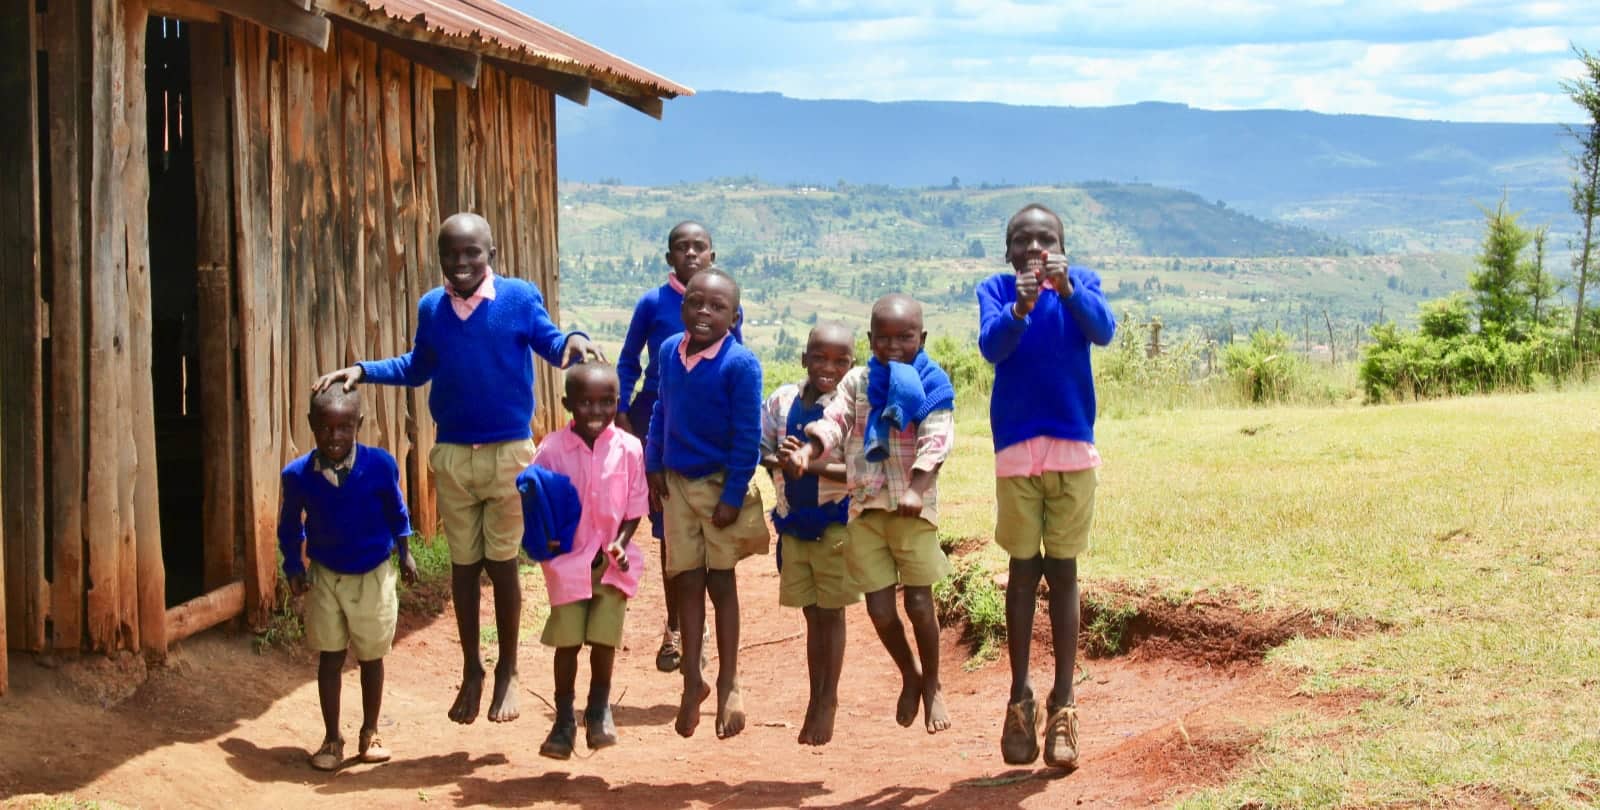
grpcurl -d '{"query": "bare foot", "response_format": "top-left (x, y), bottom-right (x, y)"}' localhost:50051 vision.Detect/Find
top-left (895, 672), bottom-right (923, 728)
top-left (487, 669), bottom-right (519, 723)
top-left (797, 699), bottom-right (819, 745)
top-left (923, 683), bottom-right (951, 734)
top-left (715, 682), bottom-right (746, 739)
top-left (448, 669), bottom-right (485, 724)
top-left (808, 696), bottom-right (839, 746)
top-left (675, 680), bottom-right (712, 738)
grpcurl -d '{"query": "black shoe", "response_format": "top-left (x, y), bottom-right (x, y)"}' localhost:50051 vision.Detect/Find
top-left (584, 703), bottom-right (618, 750)
top-left (539, 717), bottom-right (577, 760)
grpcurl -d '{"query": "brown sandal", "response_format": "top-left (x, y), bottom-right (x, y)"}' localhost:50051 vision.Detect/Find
top-left (308, 738), bottom-right (344, 771)
top-left (1001, 697), bottom-right (1042, 765)
top-left (358, 728), bottom-right (391, 763)
top-left (1042, 702), bottom-right (1080, 770)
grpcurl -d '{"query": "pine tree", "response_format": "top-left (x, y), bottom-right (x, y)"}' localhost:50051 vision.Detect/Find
top-left (1561, 46), bottom-right (1600, 369)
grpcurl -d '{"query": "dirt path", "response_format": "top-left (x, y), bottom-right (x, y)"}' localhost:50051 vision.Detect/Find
top-left (1, 551), bottom-right (1312, 809)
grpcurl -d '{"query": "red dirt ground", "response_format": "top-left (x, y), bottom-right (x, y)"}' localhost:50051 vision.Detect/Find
top-left (1, 551), bottom-right (1342, 809)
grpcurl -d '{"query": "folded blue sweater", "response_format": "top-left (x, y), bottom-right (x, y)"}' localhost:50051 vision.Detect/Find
top-left (516, 464), bottom-right (583, 562)
top-left (864, 351), bottom-right (956, 462)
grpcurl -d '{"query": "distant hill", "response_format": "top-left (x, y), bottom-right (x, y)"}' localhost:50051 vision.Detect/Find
top-left (558, 180), bottom-right (1354, 263)
top-left (557, 91), bottom-right (1577, 250)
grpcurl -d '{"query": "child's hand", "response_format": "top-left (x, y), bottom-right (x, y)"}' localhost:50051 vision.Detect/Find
top-left (399, 554), bottom-right (419, 586)
top-left (1014, 261), bottom-right (1042, 317)
top-left (897, 488), bottom-right (923, 518)
top-left (289, 573), bottom-right (310, 596)
top-left (548, 539), bottom-right (563, 556)
top-left (1043, 251), bottom-right (1071, 295)
top-left (711, 502), bottom-right (739, 529)
top-left (313, 365), bottom-right (364, 393)
top-left (647, 471), bottom-right (668, 513)
top-left (562, 334), bottom-right (607, 367)
top-left (782, 443), bottom-right (814, 479)
top-left (605, 538), bottom-right (630, 572)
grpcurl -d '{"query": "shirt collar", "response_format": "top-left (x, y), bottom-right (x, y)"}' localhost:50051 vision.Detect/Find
top-left (314, 446), bottom-right (357, 472)
top-left (455, 270), bottom-right (497, 302)
top-left (666, 271), bottom-right (687, 295)
top-left (678, 332), bottom-right (729, 369)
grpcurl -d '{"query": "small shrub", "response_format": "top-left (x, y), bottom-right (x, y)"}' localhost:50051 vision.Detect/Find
top-left (1081, 590), bottom-right (1140, 657)
top-left (1223, 329), bottom-right (1312, 404)
top-left (932, 558), bottom-right (1006, 669)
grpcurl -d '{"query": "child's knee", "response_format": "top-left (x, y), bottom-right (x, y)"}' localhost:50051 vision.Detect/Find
top-left (1041, 556), bottom-right (1078, 583)
top-left (902, 586), bottom-right (936, 618)
top-left (1009, 554), bottom-right (1045, 580)
top-left (865, 598), bottom-right (900, 629)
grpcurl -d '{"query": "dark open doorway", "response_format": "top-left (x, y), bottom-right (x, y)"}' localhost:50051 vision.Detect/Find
top-left (146, 17), bottom-right (204, 608)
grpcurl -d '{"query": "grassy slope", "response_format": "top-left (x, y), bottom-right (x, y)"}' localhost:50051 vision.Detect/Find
top-left (936, 388), bottom-right (1600, 807)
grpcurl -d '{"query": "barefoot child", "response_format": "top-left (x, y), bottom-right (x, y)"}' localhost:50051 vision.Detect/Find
top-left (526, 363), bottom-right (648, 759)
top-left (784, 294), bottom-right (957, 735)
top-left (644, 268), bottom-right (769, 739)
top-left (977, 204), bottom-right (1115, 770)
top-left (616, 221), bottom-right (743, 673)
top-left (278, 386), bottom-right (418, 770)
top-left (313, 212), bottom-right (601, 725)
top-left (760, 323), bottom-right (858, 746)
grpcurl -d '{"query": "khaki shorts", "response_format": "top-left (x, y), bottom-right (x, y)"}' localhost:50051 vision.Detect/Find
top-left (779, 524), bottom-right (861, 610)
top-left (662, 471), bottom-right (770, 576)
top-left (305, 560), bottom-right (398, 661)
top-left (846, 509), bottom-right (951, 593)
top-left (430, 439), bottom-right (535, 565)
top-left (994, 469), bottom-right (1098, 561)
top-left (541, 559), bottom-right (628, 649)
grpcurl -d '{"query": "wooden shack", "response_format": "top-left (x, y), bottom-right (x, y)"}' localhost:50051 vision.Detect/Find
top-left (0, 0), bottom-right (689, 694)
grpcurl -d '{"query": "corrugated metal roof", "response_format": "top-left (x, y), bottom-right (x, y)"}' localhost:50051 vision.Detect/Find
top-left (341, 0), bottom-right (692, 98)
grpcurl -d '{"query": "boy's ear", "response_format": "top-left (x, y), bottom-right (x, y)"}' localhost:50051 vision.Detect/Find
top-left (664, 249), bottom-right (674, 267)
top-left (487, 244), bottom-right (498, 264)
top-left (707, 248), bottom-right (716, 264)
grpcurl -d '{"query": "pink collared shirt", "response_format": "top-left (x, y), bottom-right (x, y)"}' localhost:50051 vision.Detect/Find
top-left (994, 437), bottom-right (1101, 478)
top-left (666, 271), bottom-right (687, 294)
top-left (677, 332), bottom-right (729, 372)
top-left (531, 423), bottom-right (649, 606)
top-left (449, 270), bottom-right (497, 320)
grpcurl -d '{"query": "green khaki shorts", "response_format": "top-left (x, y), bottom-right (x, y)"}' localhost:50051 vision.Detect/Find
top-left (779, 523), bottom-right (861, 609)
top-left (845, 509), bottom-right (951, 593)
top-left (541, 559), bottom-right (628, 649)
top-left (430, 439), bottom-right (535, 566)
top-left (663, 471), bottom-right (770, 577)
top-left (305, 560), bottom-right (398, 661)
top-left (994, 469), bottom-right (1098, 561)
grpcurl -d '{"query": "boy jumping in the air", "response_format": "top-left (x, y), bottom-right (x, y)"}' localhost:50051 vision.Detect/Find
top-left (760, 323), bottom-right (859, 746)
top-left (977, 203), bottom-right (1115, 769)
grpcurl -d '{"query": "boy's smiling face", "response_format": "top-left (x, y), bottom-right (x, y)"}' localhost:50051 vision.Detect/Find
top-left (1005, 207), bottom-right (1065, 274)
top-left (309, 397), bottom-right (362, 464)
top-left (802, 326), bottom-right (854, 396)
top-left (665, 223), bottom-right (715, 285)
top-left (438, 215), bottom-right (497, 298)
top-left (680, 272), bottom-right (739, 351)
top-left (562, 366), bottom-right (620, 446)
top-left (869, 296), bottom-right (926, 364)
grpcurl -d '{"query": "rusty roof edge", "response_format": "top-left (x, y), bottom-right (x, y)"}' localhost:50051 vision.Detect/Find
top-left (319, 0), bottom-right (694, 99)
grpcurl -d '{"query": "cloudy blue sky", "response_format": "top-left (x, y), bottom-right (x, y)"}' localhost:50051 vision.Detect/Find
top-left (518, 0), bottom-right (1600, 122)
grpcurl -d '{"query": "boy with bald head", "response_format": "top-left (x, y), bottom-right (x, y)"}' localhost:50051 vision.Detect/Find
top-left (784, 294), bottom-right (957, 735)
top-left (315, 212), bottom-right (601, 727)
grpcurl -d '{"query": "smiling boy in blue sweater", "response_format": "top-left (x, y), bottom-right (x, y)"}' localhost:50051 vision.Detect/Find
top-left (616, 221), bottom-right (744, 673)
top-left (977, 204), bottom-right (1116, 770)
top-left (645, 268), bottom-right (768, 740)
top-left (314, 212), bottom-right (601, 728)
top-left (279, 386), bottom-right (417, 771)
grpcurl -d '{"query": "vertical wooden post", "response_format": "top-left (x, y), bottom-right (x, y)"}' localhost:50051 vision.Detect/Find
top-left (0, 0), bottom-right (45, 657)
top-left (85, 0), bottom-right (128, 652)
top-left (44, 0), bottom-right (89, 653)
top-left (124, 0), bottom-right (165, 657)
top-left (189, 22), bottom-right (238, 593)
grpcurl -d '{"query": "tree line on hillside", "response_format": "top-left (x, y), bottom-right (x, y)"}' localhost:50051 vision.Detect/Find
top-left (1359, 47), bottom-right (1600, 402)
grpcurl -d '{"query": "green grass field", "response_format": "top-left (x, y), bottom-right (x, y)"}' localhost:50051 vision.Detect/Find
top-left (934, 386), bottom-right (1600, 807)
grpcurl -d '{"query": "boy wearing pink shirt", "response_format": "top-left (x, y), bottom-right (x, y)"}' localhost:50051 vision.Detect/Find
top-left (977, 204), bottom-right (1116, 770)
top-left (531, 363), bottom-right (648, 759)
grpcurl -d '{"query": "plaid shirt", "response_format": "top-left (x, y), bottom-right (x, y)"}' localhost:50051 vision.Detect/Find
top-left (761, 382), bottom-right (849, 516)
top-left (313, 446), bottom-right (357, 487)
top-left (807, 366), bottom-right (955, 523)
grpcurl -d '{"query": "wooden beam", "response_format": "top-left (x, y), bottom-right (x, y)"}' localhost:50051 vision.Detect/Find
top-left (596, 84), bottom-right (662, 120)
top-left (331, 17), bottom-right (480, 89)
top-left (488, 58), bottom-right (589, 105)
top-left (148, 0), bottom-right (222, 23)
top-left (189, 23), bottom-right (238, 594)
top-left (1, 0), bottom-right (45, 654)
top-left (165, 581), bottom-right (244, 644)
top-left (206, 0), bottom-right (330, 51)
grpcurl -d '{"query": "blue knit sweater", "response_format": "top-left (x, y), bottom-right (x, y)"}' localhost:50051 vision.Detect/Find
top-left (977, 268), bottom-right (1117, 452)
top-left (645, 333), bottom-right (764, 508)
top-left (278, 445), bottom-right (412, 577)
top-left (617, 282), bottom-right (744, 413)
top-left (359, 277), bottom-right (579, 445)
